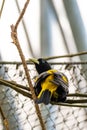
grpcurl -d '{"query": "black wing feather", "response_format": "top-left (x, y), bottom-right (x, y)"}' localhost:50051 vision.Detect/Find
top-left (50, 72), bottom-right (69, 102)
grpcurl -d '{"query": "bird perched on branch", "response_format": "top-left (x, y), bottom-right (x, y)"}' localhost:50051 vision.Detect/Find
top-left (30, 58), bottom-right (69, 105)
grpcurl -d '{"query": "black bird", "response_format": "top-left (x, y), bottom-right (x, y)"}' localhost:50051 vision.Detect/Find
top-left (30, 58), bottom-right (69, 105)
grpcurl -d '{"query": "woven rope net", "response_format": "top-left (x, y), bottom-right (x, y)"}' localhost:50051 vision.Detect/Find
top-left (0, 62), bottom-right (87, 130)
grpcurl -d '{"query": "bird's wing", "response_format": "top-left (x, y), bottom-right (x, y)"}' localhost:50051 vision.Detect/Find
top-left (34, 71), bottom-right (50, 95)
top-left (51, 72), bottom-right (69, 93)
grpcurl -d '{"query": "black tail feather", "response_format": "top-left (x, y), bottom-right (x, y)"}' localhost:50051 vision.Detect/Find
top-left (35, 90), bottom-right (51, 105)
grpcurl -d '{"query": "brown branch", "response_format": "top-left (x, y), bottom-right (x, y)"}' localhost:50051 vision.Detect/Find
top-left (0, 0), bottom-right (5, 18)
top-left (14, 0), bottom-right (30, 31)
top-left (11, 25), bottom-right (46, 130)
top-left (49, 61), bottom-right (87, 65)
top-left (66, 99), bottom-right (87, 104)
top-left (0, 106), bottom-right (9, 130)
top-left (15, 0), bottom-right (35, 57)
top-left (0, 78), bottom-right (30, 91)
top-left (67, 93), bottom-right (87, 97)
top-left (1, 50), bottom-right (87, 65)
top-left (0, 78), bottom-right (32, 99)
top-left (10, 0), bottom-right (46, 129)
top-left (1, 60), bottom-right (87, 65)
top-left (45, 51), bottom-right (87, 60)
top-left (51, 102), bottom-right (87, 108)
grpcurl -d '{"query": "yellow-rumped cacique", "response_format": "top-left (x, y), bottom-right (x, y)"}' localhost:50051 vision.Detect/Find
top-left (30, 58), bottom-right (69, 105)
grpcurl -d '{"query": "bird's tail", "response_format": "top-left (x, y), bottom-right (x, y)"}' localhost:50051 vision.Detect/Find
top-left (35, 90), bottom-right (51, 105)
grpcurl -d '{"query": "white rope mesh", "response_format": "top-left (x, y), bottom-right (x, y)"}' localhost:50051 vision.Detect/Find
top-left (0, 63), bottom-right (87, 130)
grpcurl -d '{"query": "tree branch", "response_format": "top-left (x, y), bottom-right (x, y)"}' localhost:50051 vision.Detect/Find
top-left (0, 0), bottom-right (5, 18)
top-left (0, 106), bottom-right (9, 130)
top-left (45, 51), bottom-right (87, 60)
top-left (51, 102), bottom-right (87, 108)
top-left (10, 0), bottom-right (46, 129)
top-left (0, 78), bottom-right (32, 99)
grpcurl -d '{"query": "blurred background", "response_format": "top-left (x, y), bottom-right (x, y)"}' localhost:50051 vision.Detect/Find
top-left (0, 0), bottom-right (87, 60)
top-left (0, 0), bottom-right (87, 130)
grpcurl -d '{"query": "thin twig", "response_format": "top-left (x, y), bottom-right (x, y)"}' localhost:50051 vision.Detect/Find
top-left (0, 0), bottom-right (5, 18)
top-left (67, 93), bottom-right (87, 97)
top-left (10, 0), bottom-right (46, 129)
top-left (11, 26), bottom-right (46, 129)
top-left (14, 0), bottom-right (30, 30)
top-left (15, 0), bottom-right (35, 57)
top-left (45, 51), bottom-right (87, 60)
top-left (66, 99), bottom-right (87, 104)
top-left (49, 61), bottom-right (87, 65)
top-left (0, 78), bottom-right (32, 99)
top-left (1, 60), bottom-right (87, 65)
top-left (52, 102), bottom-right (87, 108)
top-left (0, 78), bottom-right (30, 91)
top-left (0, 106), bottom-right (9, 130)
top-left (1, 51), bottom-right (87, 65)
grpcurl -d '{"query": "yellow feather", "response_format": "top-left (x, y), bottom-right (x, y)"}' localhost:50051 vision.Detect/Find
top-left (62, 75), bottom-right (68, 83)
top-left (37, 70), bottom-right (58, 98)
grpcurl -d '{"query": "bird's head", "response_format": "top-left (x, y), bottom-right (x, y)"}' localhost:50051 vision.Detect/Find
top-left (30, 58), bottom-right (51, 74)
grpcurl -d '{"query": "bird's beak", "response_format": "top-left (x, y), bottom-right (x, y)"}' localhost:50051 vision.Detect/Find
top-left (29, 58), bottom-right (39, 64)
